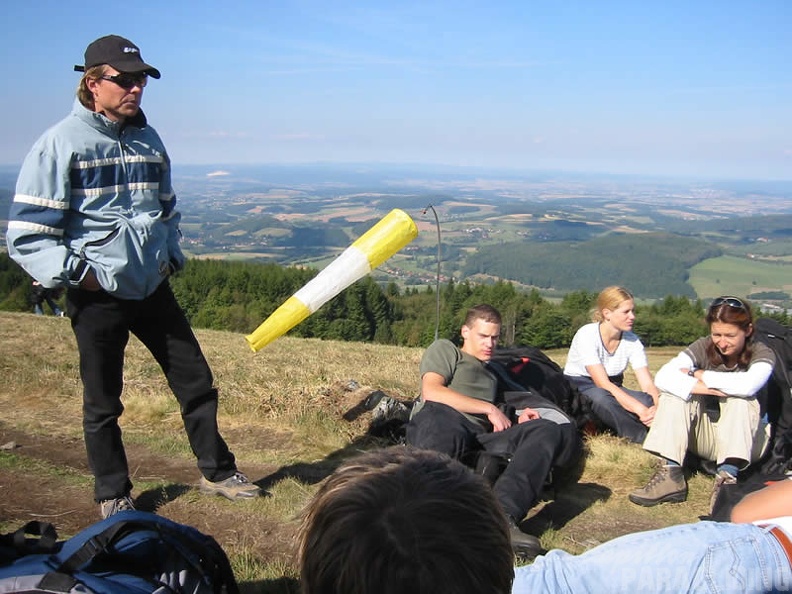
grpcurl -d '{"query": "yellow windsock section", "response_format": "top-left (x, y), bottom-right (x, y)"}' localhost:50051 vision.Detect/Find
top-left (352, 208), bottom-right (418, 269)
top-left (245, 209), bottom-right (419, 352)
top-left (245, 296), bottom-right (311, 352)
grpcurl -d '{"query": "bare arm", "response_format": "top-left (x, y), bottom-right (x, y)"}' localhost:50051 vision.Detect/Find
top-left (421, 371), bottom-right (511, 432)
top-left (634, 366), bottom-right (660, 404)
top-left (731, 480), bottom-right (792, 523)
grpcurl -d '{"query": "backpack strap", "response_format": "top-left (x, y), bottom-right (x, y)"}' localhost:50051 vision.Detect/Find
top-left (55, 520), bottom-right (138, 572)
top-left (36, 572), bottom-right (80, 592)
top-left (0, 521), bottom-right (59, 561)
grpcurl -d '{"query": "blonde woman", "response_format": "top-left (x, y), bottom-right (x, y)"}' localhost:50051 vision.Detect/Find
top-left (563, 286), bottom-right (659, 443)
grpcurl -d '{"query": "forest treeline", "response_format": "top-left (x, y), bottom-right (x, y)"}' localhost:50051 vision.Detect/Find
top-left (463, 232), bottom-right (721, 298)
top-left (1, 253), bottom-right (788, 350)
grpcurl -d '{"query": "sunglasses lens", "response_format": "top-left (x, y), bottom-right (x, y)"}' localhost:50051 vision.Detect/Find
top-left (123, 74), bottom-right (146, 88)
top-left (711, 297), bottom-right (745, 310)
top-left (105, 74), bottom-right (147, 89)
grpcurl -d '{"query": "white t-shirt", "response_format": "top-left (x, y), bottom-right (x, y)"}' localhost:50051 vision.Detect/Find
top-left (563, 322), bottom-right (648, 379)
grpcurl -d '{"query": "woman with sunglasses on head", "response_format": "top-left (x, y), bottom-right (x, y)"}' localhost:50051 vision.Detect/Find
top-left (629, 296), bottom-right (775, 513)
top-left (563, 286), bottom-right (660, 444)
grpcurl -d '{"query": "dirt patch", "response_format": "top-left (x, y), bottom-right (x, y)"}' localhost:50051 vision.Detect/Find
top-left (0, 422), bottom-right (299, 573)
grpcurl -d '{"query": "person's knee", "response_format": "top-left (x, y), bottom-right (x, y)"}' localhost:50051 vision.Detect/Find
top-left (654, 392), bottom-right (689, 418)
top-left (405, 405), bottom-right (470, 456)
top-left (582, 387), bottom-right (615, 407)
top-left (83, 404), bottom-right (124, 427)
top-left (511, 419), bottom-right (564, 452)
top-left (720, 397), bottom-right (756, 415)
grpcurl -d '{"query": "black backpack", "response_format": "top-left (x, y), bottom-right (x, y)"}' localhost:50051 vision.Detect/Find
top-left (709, 471), bottom-right (788, 521)
top-left (489, 345), bottom-right (592, 431)
top-left (754, 318), bottom-right (792, 474)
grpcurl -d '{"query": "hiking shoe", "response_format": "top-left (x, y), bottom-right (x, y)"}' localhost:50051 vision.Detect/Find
top-left (371, 396), bottom-right (411, 426)
top-left (99, 495), bottom-right (135, 519)
top-left (628, 463), bottom-right (687, 507)
top-left (507, 516), bottom-right (544, 562)
top-left (709, 470), bottom-right (737, 514)
top-left (199, 472), bottom-right (261, 500)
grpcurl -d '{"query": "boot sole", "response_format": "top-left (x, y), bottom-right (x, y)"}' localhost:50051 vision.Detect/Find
top-left (628, 490), bottom-right (687, 507)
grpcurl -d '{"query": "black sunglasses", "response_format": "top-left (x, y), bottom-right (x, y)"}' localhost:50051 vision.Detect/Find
top-left (100, 72), bottom-right (148, 90)
top-left (710, 296), bottom-right (746, 310)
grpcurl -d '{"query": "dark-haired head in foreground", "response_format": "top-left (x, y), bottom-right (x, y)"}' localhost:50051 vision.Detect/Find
top-left (298, 446), bottom-right (514, 594)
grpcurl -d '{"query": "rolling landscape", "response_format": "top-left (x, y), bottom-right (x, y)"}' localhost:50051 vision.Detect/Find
top-left (3, 163), bottom-right (791, 307)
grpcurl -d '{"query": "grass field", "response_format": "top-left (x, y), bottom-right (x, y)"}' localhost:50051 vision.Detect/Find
top-left (688, 254), bottom-right (792, 301)
top-left (0, 312), bottom-right (719, 592)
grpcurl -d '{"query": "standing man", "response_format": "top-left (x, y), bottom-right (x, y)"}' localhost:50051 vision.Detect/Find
top-left (6, 35), bottom-right (260, 518)
top-left (405, 304), bottom-right (579, 559)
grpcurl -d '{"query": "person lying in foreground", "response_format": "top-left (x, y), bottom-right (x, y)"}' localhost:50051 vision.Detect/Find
top-left (298, 446), bottom-right (792, 594)
top-left (513, 478), bottom-right (792, 593)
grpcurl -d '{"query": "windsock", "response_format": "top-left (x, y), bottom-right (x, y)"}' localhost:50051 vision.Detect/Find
top-left (245, 208), bottom-right (418, 351)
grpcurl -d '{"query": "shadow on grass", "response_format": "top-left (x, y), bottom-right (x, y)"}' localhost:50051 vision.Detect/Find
top-left (256, 435), bottom-right (387, 491)
top-left (135, 483), bottom-right (195, 512)
top-left (255, 392), bottom-right (410, 491)
top-left (133, 393), bottom-right (405, 507)
top-left (240, 576), bottom-right (299, 594)
top-left (521, 481), bottom-right (612, 534)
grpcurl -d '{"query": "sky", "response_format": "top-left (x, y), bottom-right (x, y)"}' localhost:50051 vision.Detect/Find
top-left (1, 0), bottom-right (790, 181)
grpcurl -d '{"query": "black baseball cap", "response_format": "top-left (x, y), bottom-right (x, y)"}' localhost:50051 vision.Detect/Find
top-left (73, 35), bottom-right (161, 79)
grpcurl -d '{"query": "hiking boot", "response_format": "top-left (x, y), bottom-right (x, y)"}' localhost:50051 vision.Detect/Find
top-left (200, 472), bottom-right (261, 500)
top-left (628, 463), bottom-right (687, 507)
top-left (507, 516), bottom-right (544, 562)
top-left (371, 396), bottom-right (411, 426)
top-left (99, 495), bottom-right (135, 519)
top-left (709, 470), bottom-right (737, 514)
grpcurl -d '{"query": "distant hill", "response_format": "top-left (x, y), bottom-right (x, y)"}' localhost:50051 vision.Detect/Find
top-left (463, 233), bottom-right (720, 298)
top-left (2, 163), bottom-right (792, 304)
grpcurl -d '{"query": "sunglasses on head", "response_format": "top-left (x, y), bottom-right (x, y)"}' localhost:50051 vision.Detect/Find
top-left (710, 296), bottom-right (746, 310)
top-left (100, 72), bottom-right (148, 90)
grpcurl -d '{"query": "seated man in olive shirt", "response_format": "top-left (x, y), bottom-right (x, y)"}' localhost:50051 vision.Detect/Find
top-left (406, 304), bottom-right (579, 559)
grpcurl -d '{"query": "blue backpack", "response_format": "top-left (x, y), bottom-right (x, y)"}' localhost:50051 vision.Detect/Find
top-left (0, 510), bottom-right (239, 593)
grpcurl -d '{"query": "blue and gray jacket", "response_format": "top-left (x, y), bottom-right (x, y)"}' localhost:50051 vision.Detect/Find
top-left (6, 99), bottom-right (184, 300)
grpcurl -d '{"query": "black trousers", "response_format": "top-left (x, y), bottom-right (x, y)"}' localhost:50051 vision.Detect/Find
top-left (67, 281), bottom-right (237, 501)
top-left (405, 401), bottom-right (579, 520)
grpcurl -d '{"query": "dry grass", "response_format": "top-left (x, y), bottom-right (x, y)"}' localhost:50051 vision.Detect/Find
top-left (0, 311), bottom-right (713, 587)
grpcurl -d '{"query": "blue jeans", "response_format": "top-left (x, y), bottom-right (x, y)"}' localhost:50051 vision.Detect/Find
top-left (567, 375), bottom-right (653, 443)
top-left (513, 521), bottom-right (792, 593)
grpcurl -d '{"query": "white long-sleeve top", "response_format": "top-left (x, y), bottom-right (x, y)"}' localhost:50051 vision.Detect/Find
top-left (654, 337), bottom-right (775, 401)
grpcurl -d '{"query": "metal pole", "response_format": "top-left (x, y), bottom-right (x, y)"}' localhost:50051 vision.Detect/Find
top-left (423, 204), bottom-right (442, 341)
